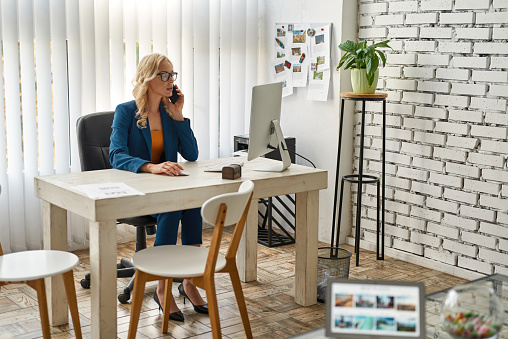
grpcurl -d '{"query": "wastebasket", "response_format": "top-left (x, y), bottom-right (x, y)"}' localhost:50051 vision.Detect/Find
top-left (317, 247), bottom-right (352, 303)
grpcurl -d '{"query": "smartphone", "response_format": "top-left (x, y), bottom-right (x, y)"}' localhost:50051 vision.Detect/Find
top-left (169, 84), bottom-right (180, 103)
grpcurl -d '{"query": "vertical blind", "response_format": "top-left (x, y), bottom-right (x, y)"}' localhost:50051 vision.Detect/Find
top-left (0, 0), bottom-right (258, 253)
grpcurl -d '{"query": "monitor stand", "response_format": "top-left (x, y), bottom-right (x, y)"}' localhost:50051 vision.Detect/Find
top-left (254, 119), bottom-right (291, 172)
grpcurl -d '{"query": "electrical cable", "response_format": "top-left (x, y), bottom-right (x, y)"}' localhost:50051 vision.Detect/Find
top-left (267, 144), bottom-right (316, 168)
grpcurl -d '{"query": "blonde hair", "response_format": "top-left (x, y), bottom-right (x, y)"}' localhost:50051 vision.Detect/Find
top-left (132, 53), bottom-right (173, 128)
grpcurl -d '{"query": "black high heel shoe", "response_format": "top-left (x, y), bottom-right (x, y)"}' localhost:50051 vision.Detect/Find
top-left (178, 283), bottom-right (209, 314)
top-left (153, 289), bottom-right (184, 322)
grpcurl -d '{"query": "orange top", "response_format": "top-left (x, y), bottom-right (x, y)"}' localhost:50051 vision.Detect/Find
top-left (151, 130), bottom-right (164, 164)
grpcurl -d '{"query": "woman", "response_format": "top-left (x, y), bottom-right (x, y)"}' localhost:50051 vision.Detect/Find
top-left (109, 53), bottom-right (207, 322)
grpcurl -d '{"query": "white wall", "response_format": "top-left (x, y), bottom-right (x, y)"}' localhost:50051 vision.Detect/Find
top-left (257, 0), bottom-right (358, 245)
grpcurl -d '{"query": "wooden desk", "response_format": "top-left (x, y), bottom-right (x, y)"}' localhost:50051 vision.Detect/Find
top-left (35, 157), bottom-right (327, 338)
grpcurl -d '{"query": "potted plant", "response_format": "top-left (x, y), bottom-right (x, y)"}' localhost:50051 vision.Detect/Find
top-left (336, 40), bottom-right (392, 94)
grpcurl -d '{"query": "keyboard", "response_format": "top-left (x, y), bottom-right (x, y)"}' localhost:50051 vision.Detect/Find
top-left (204, 160), bottom-right (244, 172)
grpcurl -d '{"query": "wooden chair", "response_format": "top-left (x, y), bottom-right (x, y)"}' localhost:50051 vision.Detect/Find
top-left (0, 243), bottom-right (82, 338)
top-left (127, 180), bottom-right (255, 339)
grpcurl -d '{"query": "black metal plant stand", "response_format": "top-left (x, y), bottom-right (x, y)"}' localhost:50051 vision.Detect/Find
top-left (330, 92), bottom-right (387, 266)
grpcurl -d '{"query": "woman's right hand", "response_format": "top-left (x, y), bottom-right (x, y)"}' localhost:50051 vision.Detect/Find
top-left (141, 161), bottom-right (183, 176)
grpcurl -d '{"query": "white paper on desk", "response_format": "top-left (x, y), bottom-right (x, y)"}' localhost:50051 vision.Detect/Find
top-left (74, 182), bottom-right (145, 199)
top-left (307, 69), bottom-right (330, 101)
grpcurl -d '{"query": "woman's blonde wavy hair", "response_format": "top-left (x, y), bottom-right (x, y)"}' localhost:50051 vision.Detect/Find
top-left (132, 53), bottom-right (173, 129)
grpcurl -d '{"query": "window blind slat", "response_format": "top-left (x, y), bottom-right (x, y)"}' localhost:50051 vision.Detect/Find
top-left (230, 1), bottom-right (247, 141)
top-left (181, 0), bottom-right (194, 126)
top-left (137, 0), bottom-right (152, 58)
top-left (124, 0), bottom-right (137, 100)
top-left (79, 1), bottom-right (96, 115)
top-left (193, 1), bottom-right (210, 159)
top-left (66, 0), bottom-right (87, 247)
top-left (0, 40), bottom-right (12, 253)
top-left (110, 0), bottom-right (124, 107)
top-left (19, 0), bottom-right (42, 249)
top-left (152, 0), bottom-right (167, 55)
top-left (166, 0), bottom-right (182, 76)
top-left (35, 0), bottom-right (55, 176)
top-left (51, 0), bottom-right (71, 175)
top-left (245, 0), bottom-right (258, 133)
top-left (94, 0), bottom-right (111, 111)
top-left (209, 0), bottom-right (220, 159)
top-left (2, 0), bottom-right (26, 251)
top-left (219, 0), bottom-right (232, 157)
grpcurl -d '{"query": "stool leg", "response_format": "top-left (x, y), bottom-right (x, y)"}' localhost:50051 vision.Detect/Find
top-left (355, 100), bottom-right (367, 266)
top-left (128, 271), bottom-right (148, 339)
top-left (331, 98), bottom-right (346, 248)
top-left (335, 178), bottom-right (346, 252)
top-left (376, 180), bottom-right (381, 260)
top-left (382, 99), bottom-right (386, 260)
top-left (62, 270), bottom-right (82, 339)
top-left (27, 279), bottom-right (51, 339)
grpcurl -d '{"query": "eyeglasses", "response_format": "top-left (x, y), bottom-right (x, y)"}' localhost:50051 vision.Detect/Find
top-left (157, 71), bottom-right (178, 82)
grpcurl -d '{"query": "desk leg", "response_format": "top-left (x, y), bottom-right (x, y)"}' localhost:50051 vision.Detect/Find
top-left (237, 198), bottom-right (258, 282)
top-left (295, 190), bottom-right (319, 306)
top-left (42, 201), bottom-right (68, 326)
top-left (89, 220), bottom-right (117, 338)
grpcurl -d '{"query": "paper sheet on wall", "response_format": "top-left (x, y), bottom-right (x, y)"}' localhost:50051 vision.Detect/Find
top-left (74, 182), bottom-right (145, 199)
top-left (311, 25), bottom-right (331, 71)
top-left (274, 23), bottom-right (288, 59)
top-left (307, 69), bottom-right (330, 101)
top-left (290, 45), bottom-right (308, 87)
top-left (271, 59), bottom-right (293, 97)
top-left (272, 22), bottom-right (331, 100)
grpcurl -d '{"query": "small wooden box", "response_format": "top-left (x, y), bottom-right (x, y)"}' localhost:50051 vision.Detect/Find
top-left (222, 164), bottom-right (242, 180)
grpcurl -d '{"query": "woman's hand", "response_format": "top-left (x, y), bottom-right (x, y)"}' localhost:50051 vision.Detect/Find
top-left (164, 85), bottom-right (184, 121)
top-left (141, 161), bottom-right (183, 176)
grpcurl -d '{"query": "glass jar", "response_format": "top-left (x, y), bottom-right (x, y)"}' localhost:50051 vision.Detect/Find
top-left (441, 284), bottom-right (504, 339)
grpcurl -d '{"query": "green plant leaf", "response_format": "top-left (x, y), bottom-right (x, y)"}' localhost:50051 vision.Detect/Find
top-left (344, 57), bottom-right (356, 70)
top-left (376, 50), bottom-right (387, 67)
top-left (336, 39), bottom-right (392, 75)
top-left (339, 40), bottom-right (357, 52)
top-left (371, 40), bottom-right (392, 50)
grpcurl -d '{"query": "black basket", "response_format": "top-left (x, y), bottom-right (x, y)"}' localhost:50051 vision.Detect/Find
top-left (317, 247), bottom-right (352, 303)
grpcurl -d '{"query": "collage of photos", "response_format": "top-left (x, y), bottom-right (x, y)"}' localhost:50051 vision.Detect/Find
top-left (272, 23), bottom-right (331, 100)
top-left (330, 287), bottom-right (421, 337)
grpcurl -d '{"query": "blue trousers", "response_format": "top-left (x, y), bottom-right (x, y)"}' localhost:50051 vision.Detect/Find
top-left (153, 207), bottom-right (203, 246)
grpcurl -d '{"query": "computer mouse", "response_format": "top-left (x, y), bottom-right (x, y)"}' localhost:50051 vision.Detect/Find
top-left (178, 170), bottom-right (190, 176)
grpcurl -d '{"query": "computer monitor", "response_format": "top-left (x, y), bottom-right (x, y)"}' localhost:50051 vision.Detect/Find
top-left (247, 82), bottom-right (291, 172)
top-left (325, 279), bottom-right (426, 339)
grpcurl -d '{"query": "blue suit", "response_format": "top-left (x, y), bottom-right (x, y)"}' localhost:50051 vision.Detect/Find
top-left (109, 100), bottom-right (202, 246)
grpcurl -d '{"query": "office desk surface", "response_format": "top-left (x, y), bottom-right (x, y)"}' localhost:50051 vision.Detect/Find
top-left (35, 157), bottom-right (327, 338)
top-left (35, 157), bottom-right (327, 221)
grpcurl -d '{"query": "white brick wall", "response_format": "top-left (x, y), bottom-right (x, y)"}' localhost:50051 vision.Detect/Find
top-left (356, 0), bottom-right (508, 277)
top-left (420, 0), bottom-right (453, 11)
top-left (452, 57), bottom-right (488, 68)
top-left (456, 28), bottom-right (491, 40)
top-left (455, 0), bottom-right (490, 9)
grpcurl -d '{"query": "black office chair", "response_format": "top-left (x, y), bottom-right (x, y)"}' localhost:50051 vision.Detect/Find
top-left (76, 111), bottom-right (157, 304)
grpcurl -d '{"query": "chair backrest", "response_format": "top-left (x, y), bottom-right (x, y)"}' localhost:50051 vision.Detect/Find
top-left (76, 111), bottom-right (115, 171)
top-left (201, 180), bottom-right (254, 275)
top-left (201, 181), bottom-right (254, 226)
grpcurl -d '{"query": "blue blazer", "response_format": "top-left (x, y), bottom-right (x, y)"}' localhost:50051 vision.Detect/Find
top-left (109, 100), bottom-right (199, 173)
